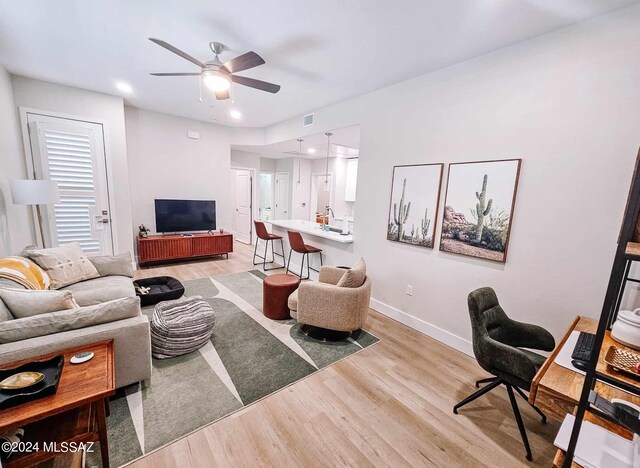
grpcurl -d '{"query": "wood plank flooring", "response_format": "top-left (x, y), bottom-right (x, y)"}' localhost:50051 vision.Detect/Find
top-left (129, 241), bottom-right (559, 467)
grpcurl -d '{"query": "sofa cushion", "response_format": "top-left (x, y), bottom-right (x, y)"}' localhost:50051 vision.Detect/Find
top-left (0, 256), bottom-right (51, 290)
top-left (25, 242), bottom-right (99, 289)
top-left (336, 257), bottom-right (367, 288)
top-left (66, 275), bottom-right (135, 307)
top-left (0, 288), bottom-right (78, 319)
top-left (0, 297), bottom-right (141, 344)
top-left (89, 253), bottom-right (134, 278)
top-left (0, 279), bottom-right (26, 322)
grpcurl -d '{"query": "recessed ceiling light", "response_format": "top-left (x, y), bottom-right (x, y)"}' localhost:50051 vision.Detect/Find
top-left (230, 110), bottom-right (242, 120)
top-left (308, 148), bottom-right (316, 154)
top-left (115, 81), bottom-right (133, 94)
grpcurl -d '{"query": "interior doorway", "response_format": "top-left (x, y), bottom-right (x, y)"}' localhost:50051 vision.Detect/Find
top-left (275, 172), bottom-right (289, 220)
top-left (258, 172), bottom-right (275, 221)
top-left (230, 168), bottom-right (253, 244)
top-left (26, 113), bottom-right (114, 255)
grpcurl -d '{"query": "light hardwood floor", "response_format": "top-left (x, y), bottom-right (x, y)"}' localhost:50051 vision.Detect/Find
top-left (130, 241), bottom-right (559, 467)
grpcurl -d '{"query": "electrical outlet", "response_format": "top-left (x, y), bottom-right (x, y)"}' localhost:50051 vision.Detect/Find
top-left (406, 285), bottom-right (413, 296)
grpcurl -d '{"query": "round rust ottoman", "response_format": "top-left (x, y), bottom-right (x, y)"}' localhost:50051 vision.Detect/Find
top-left (263, 274), bottom-right (300, 320)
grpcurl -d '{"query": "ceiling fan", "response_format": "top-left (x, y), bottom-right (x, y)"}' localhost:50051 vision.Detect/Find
top-left (148, 39), bottom-right (281, 100)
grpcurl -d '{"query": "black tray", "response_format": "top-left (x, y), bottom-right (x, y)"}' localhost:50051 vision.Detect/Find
top-left (0, 355), bottom-right (64, 410)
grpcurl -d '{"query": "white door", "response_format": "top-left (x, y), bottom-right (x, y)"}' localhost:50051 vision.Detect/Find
top-left (275, 172), bottom-right (289, 220)
top-left (232, 169), bottom-right (252, 244)
top-left (259, 172), bottom-right (274, 221)
top-left (27, 114), bottom-right (113, 255)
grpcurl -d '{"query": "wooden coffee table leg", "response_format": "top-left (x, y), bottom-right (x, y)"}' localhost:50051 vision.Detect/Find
top-left (96, 398), bottom-right (110, 467)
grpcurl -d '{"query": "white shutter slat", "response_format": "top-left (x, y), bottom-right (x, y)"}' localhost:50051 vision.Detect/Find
top-left (43, 127), bottom-right (101, 253)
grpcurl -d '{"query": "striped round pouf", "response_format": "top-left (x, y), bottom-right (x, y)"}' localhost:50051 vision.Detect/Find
top-left (150, 296), bottom-right (216, 359)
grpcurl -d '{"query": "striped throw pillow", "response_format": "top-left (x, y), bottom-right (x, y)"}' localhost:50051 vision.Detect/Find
top-left (0, 256), bottom-right (51, 290)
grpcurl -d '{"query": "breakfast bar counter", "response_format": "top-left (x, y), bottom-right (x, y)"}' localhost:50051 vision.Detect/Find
top-left (266, 220), bottom-right (355, 278)
top-left (267, 219), bottom-right (353, 244)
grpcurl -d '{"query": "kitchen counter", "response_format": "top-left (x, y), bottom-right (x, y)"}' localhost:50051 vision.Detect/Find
top-left (267, 219), bottom-right (353, 244)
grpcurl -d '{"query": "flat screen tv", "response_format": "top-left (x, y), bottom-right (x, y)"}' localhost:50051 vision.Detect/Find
top-left (155, 199), bottom-right (216, 233)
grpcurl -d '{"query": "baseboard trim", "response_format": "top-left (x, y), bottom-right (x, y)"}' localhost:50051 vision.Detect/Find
top-left (369, 298), bottom-right (474, 357)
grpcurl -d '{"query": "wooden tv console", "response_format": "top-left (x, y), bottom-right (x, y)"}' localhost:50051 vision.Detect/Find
top-left (137, 232), bottom-right (233, 266)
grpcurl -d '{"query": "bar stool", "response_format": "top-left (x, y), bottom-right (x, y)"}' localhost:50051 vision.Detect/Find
top-left (253, 221), bottom-right (285, 271)
top-left (286, 230), bottom-right (323, 280)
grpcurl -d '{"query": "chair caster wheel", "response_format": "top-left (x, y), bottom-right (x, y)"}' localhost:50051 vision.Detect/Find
top-left (542, 417), bottom-right (547, 424)
top-left (525, 454), bottom-right (532, 461)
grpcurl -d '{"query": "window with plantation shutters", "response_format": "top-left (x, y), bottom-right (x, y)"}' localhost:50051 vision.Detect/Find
top-left (27, 114), bottom-right (113, 255)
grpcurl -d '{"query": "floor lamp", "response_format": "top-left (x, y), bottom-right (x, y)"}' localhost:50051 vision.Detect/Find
top-left (10, 179), bottom-right (60, 248)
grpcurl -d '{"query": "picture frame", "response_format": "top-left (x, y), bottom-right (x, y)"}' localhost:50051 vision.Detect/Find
top-left (387, 163), bottom-right (444, 249)
top-left (439, 159), bottom-right (522, 263)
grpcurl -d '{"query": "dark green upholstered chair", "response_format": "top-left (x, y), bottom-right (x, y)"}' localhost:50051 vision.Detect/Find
top-left (453, 287), bottom-right (556, 461)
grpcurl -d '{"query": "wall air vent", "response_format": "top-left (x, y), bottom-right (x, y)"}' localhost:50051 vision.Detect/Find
top-left (303, 113), bottom-right (314, 127)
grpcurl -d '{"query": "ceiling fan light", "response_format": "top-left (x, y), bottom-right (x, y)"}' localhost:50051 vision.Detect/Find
top-left (203, 71), bottom-right (230, 92)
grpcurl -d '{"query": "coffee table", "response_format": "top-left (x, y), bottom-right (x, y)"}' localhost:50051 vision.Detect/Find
top-left (0, 340), bottom-right (115, 467)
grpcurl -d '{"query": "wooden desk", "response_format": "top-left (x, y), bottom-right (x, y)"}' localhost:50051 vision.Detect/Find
top-left (0, 340), bottom-right (115, 467)
top-left (531, 316), bottom-right (640, 438)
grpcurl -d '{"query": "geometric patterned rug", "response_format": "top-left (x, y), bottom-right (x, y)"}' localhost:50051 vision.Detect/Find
top-left (94, 270), bottom-right (379, 467)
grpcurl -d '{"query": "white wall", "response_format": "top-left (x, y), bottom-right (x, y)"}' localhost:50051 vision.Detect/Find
top-left (125, 107), bottom-right (231, 241)
top-left (291, 158), bottom-right (312, 220)
top-left (310, 157), bottom-right (354, 221)
top-left (258, 6), bottom-right (640, 352)
top-left (231, 150), bottom-right (260, 171)
top-left (9, 76), bottom-right (134, 256)
top-left (0, 67), bottom-right (32, 255)
top-left (275, 158), bottom-right (294, 218)
top-left (260, 158), bottom-right (277, 173)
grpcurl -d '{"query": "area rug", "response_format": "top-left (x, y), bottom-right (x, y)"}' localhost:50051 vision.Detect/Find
top-left (99, 270), bottom-right (379, 467)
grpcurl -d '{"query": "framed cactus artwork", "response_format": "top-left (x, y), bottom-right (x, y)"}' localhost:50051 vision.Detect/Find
top-left (386, 163), bottom-right (444, 248)
top-left (440, 159), bottom-right (522, 263)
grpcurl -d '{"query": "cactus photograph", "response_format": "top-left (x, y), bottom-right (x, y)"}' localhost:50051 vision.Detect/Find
top-left (439, 159), bottom-right (521, 262)
top-left (387, 163), bottom-right (444, 248)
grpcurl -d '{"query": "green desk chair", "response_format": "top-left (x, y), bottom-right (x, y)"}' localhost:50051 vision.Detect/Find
top-left (453, 287), bottom-right (556, 461)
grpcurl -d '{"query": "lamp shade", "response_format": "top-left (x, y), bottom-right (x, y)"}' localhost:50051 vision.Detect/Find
top-left (10, 179), bottom-right (60, 205)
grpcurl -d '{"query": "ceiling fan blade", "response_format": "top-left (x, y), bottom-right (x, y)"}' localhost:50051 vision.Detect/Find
top-left (223, 51), bottom-right (265, 74)
top-left (215, 88), bottom-right (230, 100)
top-left (148, 38), bottom-right (205, 68)
top-left (150, 72), bottom-right (201, 76)
top-left (231, 75), bottom-right (281, 94)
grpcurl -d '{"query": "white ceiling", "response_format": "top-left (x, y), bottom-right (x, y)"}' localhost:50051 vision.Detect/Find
top-left (233, 125), bottom-right (360, 159)
top-left (0, 0), bottom-right (636, 128)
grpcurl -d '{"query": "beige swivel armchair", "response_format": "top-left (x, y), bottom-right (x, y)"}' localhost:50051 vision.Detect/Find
top-left (288, 264), bottom-right (371, 340)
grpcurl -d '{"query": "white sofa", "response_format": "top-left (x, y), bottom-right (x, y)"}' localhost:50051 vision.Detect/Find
top-left (0, 253), bottom-right (152, 389)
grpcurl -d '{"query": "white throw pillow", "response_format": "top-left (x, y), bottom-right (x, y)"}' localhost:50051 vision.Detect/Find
top-left (26, 242), bottom-right (100, 289)
top-left (336, 257), bottom-right (367, 288)
top-left (0, 288), bottom-right (79, 319)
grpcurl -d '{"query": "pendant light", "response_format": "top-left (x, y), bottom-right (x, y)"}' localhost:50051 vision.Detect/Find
top-left (324, 132), bottom-right (333, 185)
top-left (296, 138), bottom-right (303, 185)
